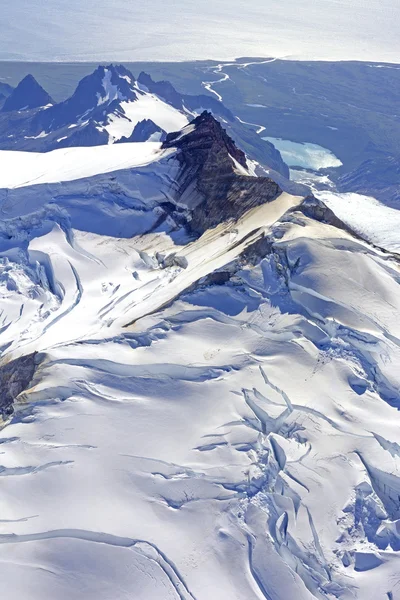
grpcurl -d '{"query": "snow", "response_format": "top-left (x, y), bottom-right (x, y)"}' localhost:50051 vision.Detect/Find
top-left (24, 130), bottom-right (49, 139)
top-left (263, 136), bottom-right (343, 170)
top-left (1, 0), bottom-right (399, 63)
top-left (316, 190), bottom-right (400, 252)
top-left (0, 142), bottom-right (172, 188)
top-left (96, 69), bottom-right (126, 105)
top-left (0, 130), bottom-right (399, 599)
top-left (105, 92), bottom-right (189, 141)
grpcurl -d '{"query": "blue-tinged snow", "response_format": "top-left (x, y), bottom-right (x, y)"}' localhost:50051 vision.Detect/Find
top-left (0, 137), bottom-right (399, 600)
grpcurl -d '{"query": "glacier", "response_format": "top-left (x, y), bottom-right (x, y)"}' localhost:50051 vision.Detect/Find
top-left (0, 66), bottom-right (399, 600)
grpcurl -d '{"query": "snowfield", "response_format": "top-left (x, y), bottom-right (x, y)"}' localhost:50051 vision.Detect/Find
top-left (0, 142), bottom-right (172, 188)
top-left (0, 139), bottom-right (400, 600)
top-left (316, 191), bottom-right (400, 253)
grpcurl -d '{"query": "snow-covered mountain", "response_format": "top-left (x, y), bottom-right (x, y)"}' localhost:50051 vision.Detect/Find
top-left (30, 64), bottom-right (190, 145)
top-left (0, 65), bottom-right (289, 182)
top-left (0, 102), bottom-right (399, 600)
top-left (0, 65), bottom-right (188, 149)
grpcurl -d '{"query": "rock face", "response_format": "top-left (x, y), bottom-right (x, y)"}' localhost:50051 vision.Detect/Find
top-left (1, 75), bottom-right (53, 112)
top-left (163, 111), bottom-right (282, 233)
top-left (0, 352), bottom-right (40, 420)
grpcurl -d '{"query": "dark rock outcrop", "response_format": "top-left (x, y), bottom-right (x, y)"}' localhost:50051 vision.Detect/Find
top-left (200, 270), bottom-right (232, 286)
top-left (0, 352), bottom-right (42, 421)
top-left (1, 75), bottom-right (53, 112)
top-left (156, 252), bottom-right (188, 269)
top-left (295, 195), bottom-right (400, 258)
top-left (297, 195), bottom-right (350, 229)
top-left (117, 119), bottom-right (166, 143)
top-left (163, 111), bottom-right (282, 234)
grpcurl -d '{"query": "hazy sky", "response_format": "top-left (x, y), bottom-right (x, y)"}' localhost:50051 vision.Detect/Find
top-left (1, 0), bottom-right (399, 63)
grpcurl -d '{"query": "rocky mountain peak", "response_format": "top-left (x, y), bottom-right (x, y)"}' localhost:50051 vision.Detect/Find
top-left (31, 64), bottom-right (138, 133)
top-left (164, 110), bottom-right (248, 169)
top-left (137, 72), bottom-right (182, 106)
top-left (69, 64), bottom-right (137, 111)
top-left (163, 112), bottom-right (281, 233)
top-left (1, 74), bottom-right (54, 112)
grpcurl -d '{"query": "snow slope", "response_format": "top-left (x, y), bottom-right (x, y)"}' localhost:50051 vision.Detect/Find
top-left (104, 94), bottom-right (189, 142)
top-left (316, 191), bottom-right (400, 253)
top-left (0, 138), bottom-right (400, 600)
top-left (0, 142), bottom-right (171, 188)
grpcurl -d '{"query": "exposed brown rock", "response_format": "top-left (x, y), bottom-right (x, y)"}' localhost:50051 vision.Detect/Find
top-left (163, 112), bottom-right (282, 234)
top-left (0, 352), bottom-right (42, 421)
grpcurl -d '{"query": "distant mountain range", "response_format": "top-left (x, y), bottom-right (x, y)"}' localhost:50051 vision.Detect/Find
top-left (0, 64), bottom-right (293, 188)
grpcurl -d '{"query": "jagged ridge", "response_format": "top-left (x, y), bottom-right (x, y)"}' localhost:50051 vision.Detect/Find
top-left (163, 111), bottom-right (282, 233)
